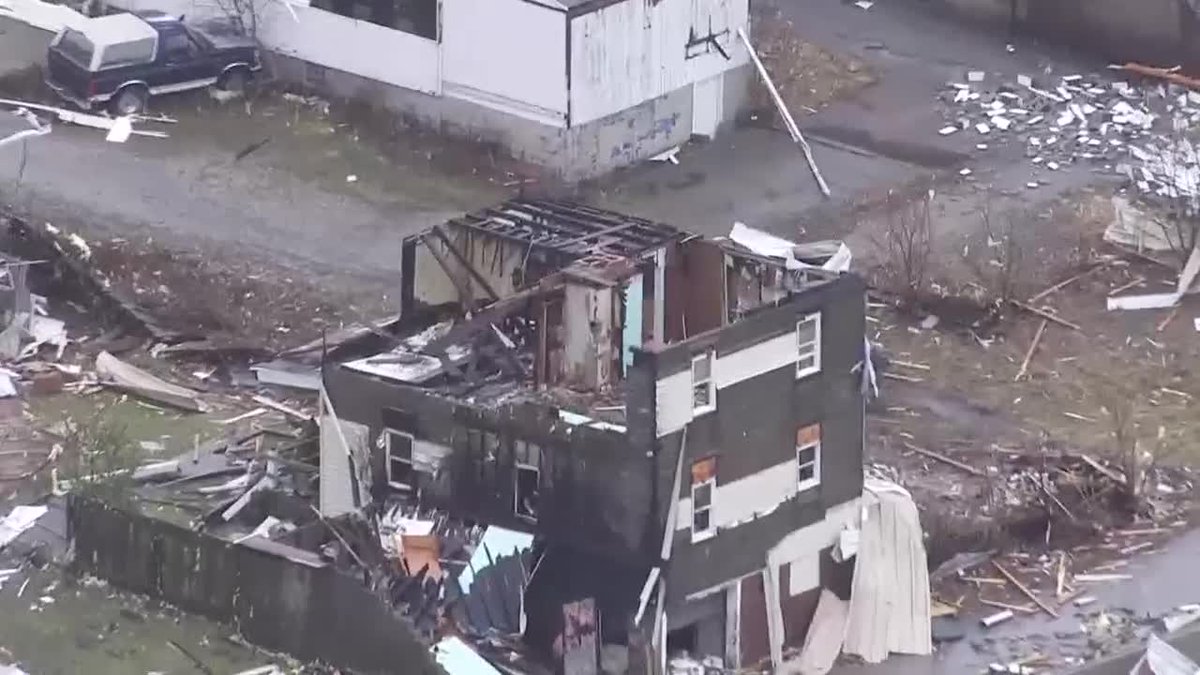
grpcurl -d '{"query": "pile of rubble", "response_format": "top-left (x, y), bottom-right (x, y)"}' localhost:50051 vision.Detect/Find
top-left (936, 67), bottom-right (1200, 188)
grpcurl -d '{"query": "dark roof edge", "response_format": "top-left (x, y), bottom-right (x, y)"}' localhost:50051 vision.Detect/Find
top-left (566, 0), bottom-right (627, 18)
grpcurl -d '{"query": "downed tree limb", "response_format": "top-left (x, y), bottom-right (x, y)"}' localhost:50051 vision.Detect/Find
top-left (1015, 318), bottom-right (1047, 382)
top-left (993, 561), bottom-right (1059, 618)
top-left (1110, 62), bottom-right (1200, 91)
top-left (1010, 299), bottom-right (1081, 331)
top-left (902, 440), bottom-right (986, 477)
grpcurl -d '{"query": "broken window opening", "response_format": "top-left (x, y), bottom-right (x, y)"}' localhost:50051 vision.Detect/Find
top-left (691, 351), bottom-right (715, 414)
top-left (385, 429), bottom-right (415, 491)
top-left (796, 424), bottom-right (821, 491)
top-left (309, 0), bottom-right (438, 40)
top-left (691, 457), bottom-right (716, 542)
top-left (514, 440), bottom-right (541, 522)
top-left (796, 313), bottom-right (821, 379)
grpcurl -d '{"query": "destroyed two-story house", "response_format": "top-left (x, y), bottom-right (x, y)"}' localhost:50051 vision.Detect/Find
top-left (318, 199), bottom-right (868, 672)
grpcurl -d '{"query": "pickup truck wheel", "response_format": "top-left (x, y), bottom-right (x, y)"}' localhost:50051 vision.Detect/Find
top-left (218, 67), bottom-right (250, 94)
top-left (110, 86), bottom-right (148, 116)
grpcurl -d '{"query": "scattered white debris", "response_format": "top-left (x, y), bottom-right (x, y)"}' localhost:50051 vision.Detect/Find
top-left (975, 123), bottom-right (991, 134)
top-left (345, 174), bottom-right (358, 183)
top-left (853, 0), bottom-right (873, 9)
top-left (938, 126), bottom-right (958, 136)
top-left (650, 146), bottom-right (681, 165)
top-left (0, 505), bottom-right (48, 550)
top-left (968, 70), bottom-right (986, 83)
top-left (105, 116), bottom-right (132, 143)
top-left (959, 168), bottom-right (972, 176)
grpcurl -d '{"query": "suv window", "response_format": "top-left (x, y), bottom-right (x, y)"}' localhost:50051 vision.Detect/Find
top-left (162, 32), bottom-right (198, 60)
top-left (56, 30), bottom-right (95, 68)
top-left (98, 37), bottom-right (155, 69)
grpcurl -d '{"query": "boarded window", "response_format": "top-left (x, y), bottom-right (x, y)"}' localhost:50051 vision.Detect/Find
top-left (796, 313), bottom-right (821, 378)
top-left (796, 424), bottom-right (821, 490)
top-left (691, 457), bottom-right (717, 541)
top-left (386, 429), bottom-right (415, 490)
top-left (692, 351), bottom-right (715, 413)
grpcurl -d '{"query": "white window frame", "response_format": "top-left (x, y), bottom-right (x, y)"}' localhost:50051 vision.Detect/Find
top-left (691, 351), bottom-right (716, 415)
top-left (796, 434), bottom-right (820, 492)
top-left (513, 440), bottom-right (541, 522)
top-left (691, 463), bottom-right (716, 543)
top-left (385, 429), bottom-right (415, 491)
top-left (796, 313), bottom-right (822, 379)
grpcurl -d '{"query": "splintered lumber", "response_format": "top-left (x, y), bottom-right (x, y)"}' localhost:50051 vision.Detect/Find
top-left (1010, 300), bottom-right (1081, 330)
top-left (981, 609), bottom-right (1014, 627)
top-left (1076, 454), bottom-right (1126, 485)
top-left (902, 441), bottom-right (986, 477)
top-left (1029, 264), bottom-right (1103, 303)
top-left (993, 561), bottom-right (1059, 618)
top-left (1156, 307), bottom-right (1180, 332)
top-left (980, 598), bottom-right (1035, 614)
top-left (1015, 319), bottom-right (1048, 382)
top-left (1056, 552), bottom-right (1067, 599)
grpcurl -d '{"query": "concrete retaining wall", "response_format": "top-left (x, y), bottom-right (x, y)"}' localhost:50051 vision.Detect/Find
top-left (925, 0), bottom-right (1200, 70)
top-left (67, 495), bottom-right (442, 675)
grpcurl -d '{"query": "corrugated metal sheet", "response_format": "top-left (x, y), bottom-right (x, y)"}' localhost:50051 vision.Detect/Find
top-left (569, 0), bottom-right (750, 125)
top-left (442, 0), bottom-right (568, 125)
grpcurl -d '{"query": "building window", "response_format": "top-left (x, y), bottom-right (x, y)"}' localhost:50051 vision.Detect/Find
top-left (691, 457), bottom-right (717, 542)
top-left (385, 429), bottom-right (415, 491)
top-left (692, 351), bottom-right (715, 414)
top-left (796, 424), bottom-right (821, 491)
top-left (796, 313), bottom-right (821, 379)
top-left (514, 440), bottom-right (541, 522)
top-left (308, 0), bottom-right (438, 40)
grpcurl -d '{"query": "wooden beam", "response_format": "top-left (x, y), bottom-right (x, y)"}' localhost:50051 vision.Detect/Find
top-left (429, 225), bottom-right (500, 301)
top-left (419, 234), bottom-right (475, 311)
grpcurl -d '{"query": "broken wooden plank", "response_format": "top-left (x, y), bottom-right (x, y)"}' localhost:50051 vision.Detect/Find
top-left (980, 598), bottom-right (1035, 614)
top-left (1075, 573), bottom-right (1133, 582)
top-left (981, 609), bottom-right (1014, 627)
top-left (218, 408), bottom-right (269, 425)
top-left (1157, 307), bottom-right (1181, 332)
top-left (892, 360), bottom-right (931, 371)
top-left (95, 351), bottom-right (206, 413)
top-left (251, 395), bottom-right (313, 422)
top-left (882, 371), bottom-right (923, 383)
top-left (429, 225), bottom-right (500, 302)
top-left (1010, 300), bottom-right (1081, 330)
top-left (1015, 318), bottom-right (1048, 382)
top-left (1075, 453), bottom-right (1126, 485)
top-left (1109, 276), bottom-right (1147, 295)
top-left (1055, 552), bottom-right (1067, 599)
top-left (903, 440), bottom-right (986, 477)
top-left (993, 561), bottom-right (1059, 618)
top-left (1029, 264), bottom-right (1104, 303)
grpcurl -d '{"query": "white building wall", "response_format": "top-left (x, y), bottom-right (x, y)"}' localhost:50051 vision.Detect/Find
top-left (258, 0), bottom-right (440, 95)
top-left (568, 0), bottom-right (750, 126)
top-left (441, 0), bottom-right (568, 126)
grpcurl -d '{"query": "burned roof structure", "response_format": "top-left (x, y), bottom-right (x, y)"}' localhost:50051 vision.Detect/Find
top-left (320, 198), bottom-right (867, 673)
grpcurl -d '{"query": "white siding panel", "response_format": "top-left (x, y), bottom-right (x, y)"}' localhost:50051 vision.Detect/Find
top-left (569, 0), bottom-right (750, 125)
top-left (714, 332), bottom-right (794, 390)
top-left (442, 0), bottom-right (568, 125)
top-left (676, 459), bottom-right (798, 530)
top-left (656, 369), bottom-right (693, 438)
top-left (258, 2), bottom-right (440, 95)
